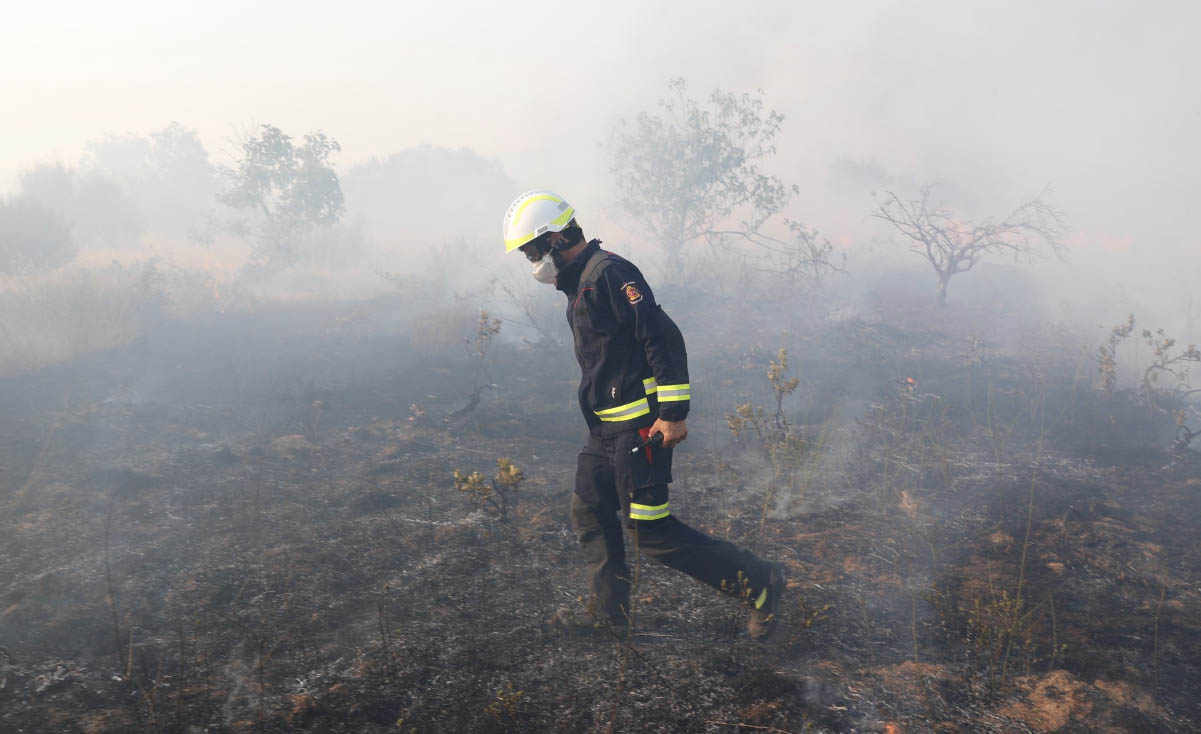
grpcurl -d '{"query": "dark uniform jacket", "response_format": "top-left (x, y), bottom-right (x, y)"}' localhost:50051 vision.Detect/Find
top-left (555, 240), bottom-right (691, 437)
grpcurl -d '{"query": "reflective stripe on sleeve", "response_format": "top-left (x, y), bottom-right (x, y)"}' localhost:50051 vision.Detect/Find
top-left (629, 501), bottom-right (670, 521)
top-left (656, 383), bottom-right (690, 402)
top-left (642, 377), bottom-right (658, 395)
top-left (594, 397), bottom-right (651, 422)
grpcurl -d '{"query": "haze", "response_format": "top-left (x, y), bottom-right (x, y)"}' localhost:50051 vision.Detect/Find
top-left (4, 1), bottom-right (1197, 259)
top-left (6, 2), bottom-right (1201, 731)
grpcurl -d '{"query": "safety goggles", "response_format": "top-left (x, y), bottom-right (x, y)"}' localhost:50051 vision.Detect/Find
top-left (519, 230), bottom-right (567, 262)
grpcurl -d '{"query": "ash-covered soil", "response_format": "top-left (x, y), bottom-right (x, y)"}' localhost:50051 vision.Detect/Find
top-left (2, 300), bottom-right (1200, 733)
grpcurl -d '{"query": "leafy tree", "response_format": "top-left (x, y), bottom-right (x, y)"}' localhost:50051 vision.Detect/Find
top-left (872, 185), bottom-right (1065, 308)
top-left (83, 122), bottom-right (219, 239)
top-left (81, 133), bottom-right (152, 187)
top-left (17, 163), bottom-right (141, 249)
top-left (16, 163), bottom-right (78, 222)
top-left (146, 123), bottom-right (218, 194)
top-left (0, 195), bottom-right (75, 275)
top-left (218, 124), bottom-right (344, 271)
top-left (606, 78), bottom-right (797, 281)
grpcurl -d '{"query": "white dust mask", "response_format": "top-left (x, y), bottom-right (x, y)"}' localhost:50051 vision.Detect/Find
top-left (531, 255), bottom-right (558, 284)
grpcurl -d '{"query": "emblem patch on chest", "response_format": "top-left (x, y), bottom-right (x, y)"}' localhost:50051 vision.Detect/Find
top-left (622, 282), bottom-right (643, 304)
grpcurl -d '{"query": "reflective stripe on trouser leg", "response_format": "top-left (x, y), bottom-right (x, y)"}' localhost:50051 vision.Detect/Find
top-left (629, 501), bottom-right (670, 521)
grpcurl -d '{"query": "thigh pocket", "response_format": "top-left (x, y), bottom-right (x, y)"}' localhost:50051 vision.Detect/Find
top-left (616, 430), bottom-right (673, 522)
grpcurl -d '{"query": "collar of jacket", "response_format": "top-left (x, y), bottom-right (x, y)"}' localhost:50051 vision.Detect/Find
top-left (554, 239), bottom-right (602, 294)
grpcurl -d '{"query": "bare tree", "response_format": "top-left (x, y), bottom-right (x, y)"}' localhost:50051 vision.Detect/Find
top-left (749, 219), bottom-right (846, 290)
top-left (872, 185), bottom-right (1065, 307)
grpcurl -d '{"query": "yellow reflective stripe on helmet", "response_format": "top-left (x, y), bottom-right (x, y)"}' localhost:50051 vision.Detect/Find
top-left (510, 194), bottom-right (562, 231)
top-left (629, 501), bottom-right (670, 521)
top-left (503, 204), bottom-right (577, 252)
top-left (642, 377), bottom-right (658, 395)
top-left (594, 397), bottom-right (650, 422)
top-left (548, 205), bottom-right (575, 228)
top-left (656, 383), bottom-right (690, 402)
top-left (504, 233), bottom-right (535, 252)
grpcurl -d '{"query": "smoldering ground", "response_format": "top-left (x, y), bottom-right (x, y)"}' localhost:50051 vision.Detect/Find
top-left (2, 221), bottom-right (1201, 732)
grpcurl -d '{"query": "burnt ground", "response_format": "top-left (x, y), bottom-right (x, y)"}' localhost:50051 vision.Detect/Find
top-left (2, 296), bottom-right (1200, 733)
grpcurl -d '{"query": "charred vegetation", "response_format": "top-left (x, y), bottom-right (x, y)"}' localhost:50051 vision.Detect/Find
top-left (1, 262), bottom-right (1199, 733)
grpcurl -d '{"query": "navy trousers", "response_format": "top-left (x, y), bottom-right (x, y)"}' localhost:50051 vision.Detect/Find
top-left (570, 430), bottom-right (774, 622)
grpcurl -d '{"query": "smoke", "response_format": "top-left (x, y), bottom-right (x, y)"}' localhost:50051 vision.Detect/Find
top-left (2, 3), bottom-right (1195, 310)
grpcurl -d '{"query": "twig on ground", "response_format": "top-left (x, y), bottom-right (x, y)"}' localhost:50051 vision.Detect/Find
top-left (103, 500), bottom-right (126, 678)
top-left (703, 722), bottom-right (801, 733)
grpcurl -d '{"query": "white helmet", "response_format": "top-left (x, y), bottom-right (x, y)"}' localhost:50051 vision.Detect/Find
top-left (502, 190), bottom-right (576, 253)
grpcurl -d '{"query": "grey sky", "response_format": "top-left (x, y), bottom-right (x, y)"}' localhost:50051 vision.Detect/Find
top-left (4, 0), bottom-right (1198, 254)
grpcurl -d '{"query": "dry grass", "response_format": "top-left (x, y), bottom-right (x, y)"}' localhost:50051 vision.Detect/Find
top-left (0, 266), bottom-right (160, 377)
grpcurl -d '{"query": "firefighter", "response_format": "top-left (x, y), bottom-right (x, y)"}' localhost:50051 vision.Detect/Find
top-left (502, 190), bottom-right (786, 640)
